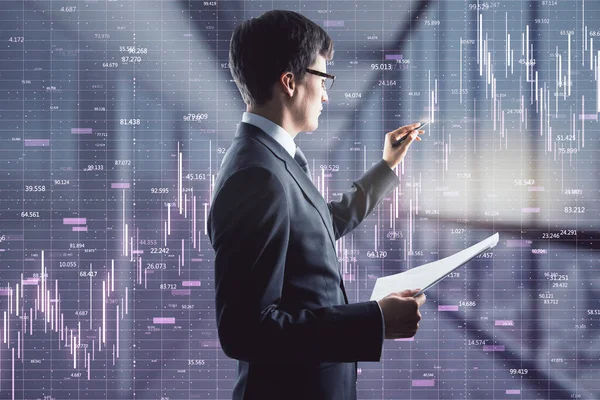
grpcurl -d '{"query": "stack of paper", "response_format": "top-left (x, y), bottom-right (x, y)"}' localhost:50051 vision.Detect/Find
top-left (370, 233), bottom-right (499, 301)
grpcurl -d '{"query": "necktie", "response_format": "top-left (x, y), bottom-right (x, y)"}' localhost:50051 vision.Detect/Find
top-left (294, 147), bottom-right (311, 179)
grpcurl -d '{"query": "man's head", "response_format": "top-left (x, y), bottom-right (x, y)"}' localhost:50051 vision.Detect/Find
top-left (229, 10), bottom-right (334, 135)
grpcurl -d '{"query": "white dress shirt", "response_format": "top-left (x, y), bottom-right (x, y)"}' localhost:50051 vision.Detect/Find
top-left (242, 111), bottom-right (296, 158)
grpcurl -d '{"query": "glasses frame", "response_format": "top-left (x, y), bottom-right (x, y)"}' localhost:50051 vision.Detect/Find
top-left (305, 68), bottom-right (336, 92)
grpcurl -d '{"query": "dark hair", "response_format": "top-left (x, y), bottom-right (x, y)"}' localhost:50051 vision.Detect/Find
top-left (229, 10), bottom-right (334, 108)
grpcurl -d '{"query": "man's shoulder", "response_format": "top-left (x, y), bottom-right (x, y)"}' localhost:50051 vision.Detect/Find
top-left (221, 136), bottom-right (284, 173)
top-left (213, 136), bottom-right (287, 193)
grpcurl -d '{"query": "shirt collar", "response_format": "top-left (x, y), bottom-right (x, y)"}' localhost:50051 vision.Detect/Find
top-left (242, 111), bottom-right (296, 158)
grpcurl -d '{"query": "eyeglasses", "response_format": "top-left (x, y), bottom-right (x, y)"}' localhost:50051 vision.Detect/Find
top-left (305, 68), bottom-right (335, 92)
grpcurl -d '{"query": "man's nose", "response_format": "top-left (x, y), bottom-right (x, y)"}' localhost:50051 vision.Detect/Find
top-left (322, 90), bottom-right (329, 102)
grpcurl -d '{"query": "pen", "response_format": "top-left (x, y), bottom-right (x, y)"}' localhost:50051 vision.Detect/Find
top-left (392, 121), bottom-right (429, 147)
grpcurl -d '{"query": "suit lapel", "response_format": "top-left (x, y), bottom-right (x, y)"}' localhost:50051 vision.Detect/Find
top-left (235, 123), bottom-right (338, 250)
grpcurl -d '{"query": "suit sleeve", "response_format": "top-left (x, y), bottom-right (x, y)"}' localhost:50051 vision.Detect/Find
top-left (327, 159), bottom-right (400, 240)
top-left (208, 166), bottom-right (384, 364)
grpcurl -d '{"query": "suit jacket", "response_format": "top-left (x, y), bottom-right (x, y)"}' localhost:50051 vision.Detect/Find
top-left (207, 121), bottom-right (401, 400)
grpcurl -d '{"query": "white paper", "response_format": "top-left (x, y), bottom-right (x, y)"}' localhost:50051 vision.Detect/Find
top-left (370, 233), bottom-right (499, 301)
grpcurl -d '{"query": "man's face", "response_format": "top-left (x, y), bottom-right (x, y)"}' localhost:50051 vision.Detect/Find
top-left (293, 54), bottom-right (329, 133)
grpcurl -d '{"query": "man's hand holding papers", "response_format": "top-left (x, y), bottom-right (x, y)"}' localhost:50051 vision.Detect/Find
top-left (373, 233), bottom-right (499, 340)
top-left (378, 289), bottom-right (427, 339)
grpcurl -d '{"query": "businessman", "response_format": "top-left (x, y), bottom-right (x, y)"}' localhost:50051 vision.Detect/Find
top-left (207, 9), bottom-right (426, 400)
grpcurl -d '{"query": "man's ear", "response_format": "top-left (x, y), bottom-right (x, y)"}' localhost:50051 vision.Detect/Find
top-left (280, 72), bottom-right (295, 97)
